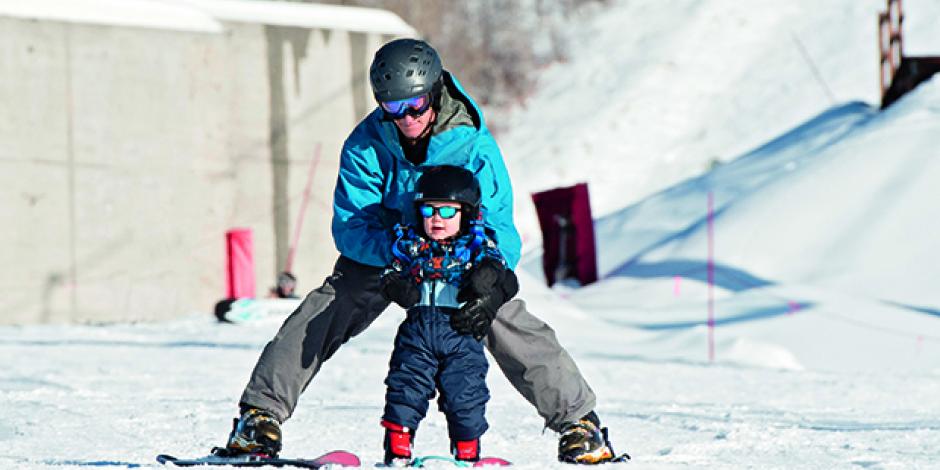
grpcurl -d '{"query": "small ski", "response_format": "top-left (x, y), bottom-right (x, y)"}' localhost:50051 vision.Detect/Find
top-left (156, 449), bottom-right (360, 468)
top-left (403, 455), bottom-right (511, 467)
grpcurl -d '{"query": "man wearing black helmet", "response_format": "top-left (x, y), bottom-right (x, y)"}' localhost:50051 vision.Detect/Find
top-left (220, 38), bottom-right (627, 464)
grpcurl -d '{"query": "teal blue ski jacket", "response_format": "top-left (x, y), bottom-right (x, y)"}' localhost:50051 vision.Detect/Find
top-left (331, 72), bottom-right (521, 269)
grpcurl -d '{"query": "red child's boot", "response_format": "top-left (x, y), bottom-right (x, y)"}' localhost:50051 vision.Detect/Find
top-left (381, 420), bottom-right (413, 466)
top-left (452, 438), bottom-right (480, 462)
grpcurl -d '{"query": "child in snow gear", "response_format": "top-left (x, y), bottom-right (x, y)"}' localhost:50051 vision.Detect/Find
top-left (380, 166), bottom-right (514, 465)
top-left (220, 37), bottom-right (627, 464)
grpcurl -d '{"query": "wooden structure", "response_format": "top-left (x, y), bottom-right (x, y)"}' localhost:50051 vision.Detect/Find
top-left (878, 0), bottom-right (940, 108)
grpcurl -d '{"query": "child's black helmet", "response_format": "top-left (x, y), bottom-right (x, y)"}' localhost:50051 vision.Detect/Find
top-left (414, 166), bottom-right (481, 234)
top-left (370, 38), bottom-right (443, 102)
top-left (415, 166), bottom-right (481, 210)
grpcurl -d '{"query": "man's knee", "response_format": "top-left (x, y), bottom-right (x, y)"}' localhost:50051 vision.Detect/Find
top-left (488, 298), bottom-right (555, 342)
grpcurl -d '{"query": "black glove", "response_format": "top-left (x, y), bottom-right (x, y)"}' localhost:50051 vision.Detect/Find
top-left (452, 259), bottom-right (519, 340)
top-left (380, 272), bottom-right (420, 309)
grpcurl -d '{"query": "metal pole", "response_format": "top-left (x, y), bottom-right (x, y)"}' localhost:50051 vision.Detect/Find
top-left (285, 143), bottom-right (322, 273)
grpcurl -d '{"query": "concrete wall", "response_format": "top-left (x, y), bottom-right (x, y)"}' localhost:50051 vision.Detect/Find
top-left (0, 12), bottom-right (400, 324)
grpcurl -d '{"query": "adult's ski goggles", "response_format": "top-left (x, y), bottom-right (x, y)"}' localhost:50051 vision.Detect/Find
top-left (380, 93), bottom-right (432, 119)
top-left (419, 204), bottom-right (460, 219)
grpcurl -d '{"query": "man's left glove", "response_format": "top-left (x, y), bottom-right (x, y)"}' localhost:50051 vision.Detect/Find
top-left (453, 258), bottom-right (520, 340)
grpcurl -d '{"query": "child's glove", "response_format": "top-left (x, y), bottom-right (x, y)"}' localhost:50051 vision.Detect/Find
top-left (453, 258), bottom-right (519, 340)
top-left (380, 271), bottom-right (420, 309)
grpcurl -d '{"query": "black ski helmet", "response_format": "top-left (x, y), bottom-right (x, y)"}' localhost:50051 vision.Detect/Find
top-left (414, 166), bottom-right (481, 235)
top-left (370, 38), bottom-right (443, 102)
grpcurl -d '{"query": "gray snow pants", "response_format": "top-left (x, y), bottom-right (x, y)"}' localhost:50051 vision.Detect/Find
top-left (239, 255), bottom-right (596, 432)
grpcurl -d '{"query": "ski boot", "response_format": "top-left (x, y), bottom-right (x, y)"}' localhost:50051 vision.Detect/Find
top-left (381, 420), bottom-right (413, 467)
top-left (223, 408), bottom-right (283, 457)
top-left (451, 438), bottom-right (480, 463)
top-left (558, 411), bottom-right (630, 464)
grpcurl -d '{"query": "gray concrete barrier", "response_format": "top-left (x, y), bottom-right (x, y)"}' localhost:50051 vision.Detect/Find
top-left (0, 0), bottom-right (413, 324)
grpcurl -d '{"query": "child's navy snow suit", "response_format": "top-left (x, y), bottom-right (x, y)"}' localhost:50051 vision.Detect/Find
top-left (382, 224), bottom-right (504, 442)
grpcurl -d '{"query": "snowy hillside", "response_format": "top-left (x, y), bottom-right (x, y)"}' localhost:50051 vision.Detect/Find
top-left (522, 78), bottom-right (940, 373)
top-left (4, 0), bottom-right (940, 468)
top-left (502, 0), bottom-right (940, 244)
top-left (507, 0), bottom-right (940, 372)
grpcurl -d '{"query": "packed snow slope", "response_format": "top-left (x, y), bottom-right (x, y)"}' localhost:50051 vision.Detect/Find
top-left (3, 308), bottom-right (939, 469)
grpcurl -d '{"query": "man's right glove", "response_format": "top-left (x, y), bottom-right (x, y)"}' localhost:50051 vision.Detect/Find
top-left (453, 258), bottom-right (519, 340)
top-left (380, 272), bottom-right (420, 309)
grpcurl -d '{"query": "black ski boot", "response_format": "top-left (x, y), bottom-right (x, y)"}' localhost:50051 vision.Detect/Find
top-left (558, 411), bottom-right (630, 464)
top-left (222, 408), bottom-right (282, 457)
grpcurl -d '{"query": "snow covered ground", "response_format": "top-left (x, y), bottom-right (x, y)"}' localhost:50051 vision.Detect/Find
top-left (3, 302), bottom-right (938, 469)
top-left (5, 0), bottom-right (940, 468)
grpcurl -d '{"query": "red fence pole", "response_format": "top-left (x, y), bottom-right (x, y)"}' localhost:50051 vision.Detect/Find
top-left (285, 143), bottom-right (322, 273)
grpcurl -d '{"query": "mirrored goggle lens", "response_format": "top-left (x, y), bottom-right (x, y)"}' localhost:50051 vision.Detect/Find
top-left (420, 205), bottom-right (459, 219)
top-left (380, 94), bottom-right (431, 117)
